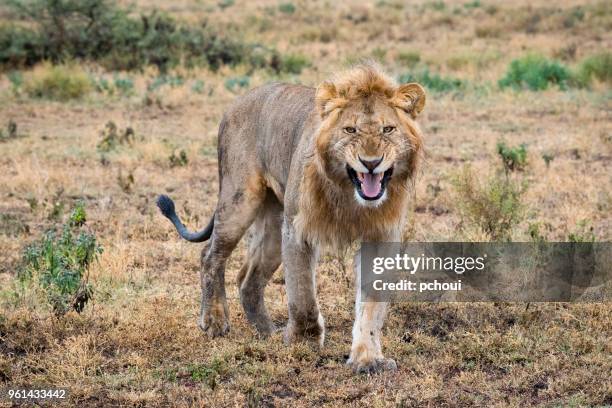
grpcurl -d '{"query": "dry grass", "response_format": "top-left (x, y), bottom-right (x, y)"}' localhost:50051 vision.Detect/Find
top-left (0, 0), bottom-right (611, 406)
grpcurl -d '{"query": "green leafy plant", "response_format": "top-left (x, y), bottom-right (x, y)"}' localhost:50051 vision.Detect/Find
top-left (278, 2), bottom-right (297, 14)
top-left (399, 69), bottom-right (465, 93)
top-left (527, 222), bottom-right (552, 243)
top-left (497, 141), bottom-right (527, 173)
top-left (224, 76), bottom-right (250, 92)
top-left (453, 166), bottom-right (526, 241)
top-left (0, 0), bottom-right (280, 73)
top-left (280, 54), bottom-right (310, 74)
top-left (148, 75), bottom-right (185, 92)
top-left (498, 55), bottom-right (572, 91)
top-left (188, 358), bottom-right (227, 389)
top-left (576, 52), bottom-right (612, 86)
top-left (23, 63), bottom-right (92, 100)
top-left (94, 75), bottom-right (134, 96)
top-left (568, 220), bottom-right (596, 243)
top-left (19, 202), bottom-right (102, 315)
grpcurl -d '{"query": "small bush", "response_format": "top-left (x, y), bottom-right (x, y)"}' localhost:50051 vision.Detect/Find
top-left (527, 222), bottom-right (552, 243)
top-left (497, 141), bottom-right (527, 173)
top-left (0, 0), bottom-right (278, 73)
top-left (0, 120), bottom-right (20, 142)
top-left (568, 220), bottom-right (596, 243)
top-left (94, 75), bottom-right (134, 96)
top-left (169, 149), bottom-right (189, 167)
top-left (19, 202), bottom-right (102, 315)
top-left (189, 358), bottom-right (228, 389)
top-left (97, 121), bottom-right (135, 153)
top-left (576, 52), bottom-right (612, 86)
top-left (464, 0), bottom-right (481, 9)
top-left (224, 76), bottom-right (250, 92)
top-left (399, 69), bottom-right (464, 93)
top-left (453, 166), bottom-right (526, 241)
top-left (279, 2), bottom-right (297, 14)
top-left (23, 63), bottom-right (92, 100)
top-left (280, 54), bottom-right (309, 74)
top-left (0, 24), bottom-right (43, 68)
top-left (498, 55), bottom-right (572, 91)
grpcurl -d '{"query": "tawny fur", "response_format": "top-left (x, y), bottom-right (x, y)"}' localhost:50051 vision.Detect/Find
top-left (160, 62), bottom-right (426, 373)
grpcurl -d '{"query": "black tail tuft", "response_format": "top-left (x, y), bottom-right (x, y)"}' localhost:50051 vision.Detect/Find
top-left (157, 194), bottom-right (176, 220)
top-left (156, 193), bottom-right (214, 243)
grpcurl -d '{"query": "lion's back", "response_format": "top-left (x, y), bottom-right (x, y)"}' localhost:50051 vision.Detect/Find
top-left (217, 83), bottom-right (318, 186)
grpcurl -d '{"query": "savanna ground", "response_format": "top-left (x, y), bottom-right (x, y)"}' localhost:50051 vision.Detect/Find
top-left (0, 0), bottom-right (611, 406)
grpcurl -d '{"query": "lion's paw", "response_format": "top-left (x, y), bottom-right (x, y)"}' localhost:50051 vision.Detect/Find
top-left (198, 302), bottom-right (230, 338)
top-left (347, 357), bottom-right (397, 375)
top-left (283, 316), bottom-right (325, 348)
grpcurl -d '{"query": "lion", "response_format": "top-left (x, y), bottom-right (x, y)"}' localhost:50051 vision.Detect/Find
top-left (157, 63), bottom-right (426, 373)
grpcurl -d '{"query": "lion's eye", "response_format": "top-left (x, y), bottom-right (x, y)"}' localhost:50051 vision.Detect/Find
top-left (382, 126), bottom-right (395, 134)
top-left (344, 127), bottom-right (357, 134)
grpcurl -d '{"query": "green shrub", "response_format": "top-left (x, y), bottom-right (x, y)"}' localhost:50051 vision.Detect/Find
top-left (498, 55), bottom-right (572, 91)
top-left (94, 75), bottom-right (134, 95)
top-left (464, 0), bottom-right (481, 9)
top-left (279, 2), bottom-right (297, 14)
top-left (453, 166), bottom-right (526, 241)
top-left (224, 76), bottom-right (250, 92)
top-left (576, 52), bottom-right (612, 86)
top-left (23, 63), bottom-right (92, 100)
top-left (19, 202), bottom-right (102, 315)
top-left (497, 141), bottom-right (527, 173)
top-left (189, 357), bottom-right (227, 389)
top-left (280, 54), bottom-right (309, 74)
top-left (398, 69), bottom-right (464, 93)
top-left (0, 24), bottom-right (43, 68)
top-left (147, 75), bottom-right (184, 92)
top-left (0, 0), bottom-right (274, 73)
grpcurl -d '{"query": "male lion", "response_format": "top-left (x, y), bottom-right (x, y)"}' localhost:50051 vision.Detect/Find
top-left (157, 63), bottom-right (425, 373)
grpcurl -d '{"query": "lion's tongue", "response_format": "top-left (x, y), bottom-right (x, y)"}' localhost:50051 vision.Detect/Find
top-left (360, 172), bottom-right (383, 198)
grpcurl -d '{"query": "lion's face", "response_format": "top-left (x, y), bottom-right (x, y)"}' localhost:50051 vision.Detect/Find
top-left (315, 82), bottom-right (425, 208)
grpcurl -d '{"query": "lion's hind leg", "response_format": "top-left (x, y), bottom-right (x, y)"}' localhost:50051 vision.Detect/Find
top-left (199, 173), bottom-right (267, 337)
top-left (238, 190), bottom-right (283, 337)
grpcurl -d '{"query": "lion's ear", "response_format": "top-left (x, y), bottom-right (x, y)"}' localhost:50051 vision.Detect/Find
top-left (315, 81), bottom-right (339, 118)
top-left (394, 83), bottom-right (426, 118)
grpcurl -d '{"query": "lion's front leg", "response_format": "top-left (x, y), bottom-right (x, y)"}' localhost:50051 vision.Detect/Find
top-left (281, 219), bottom-right (325, 347)
top-left (348, 253), bottom-right (397, 374)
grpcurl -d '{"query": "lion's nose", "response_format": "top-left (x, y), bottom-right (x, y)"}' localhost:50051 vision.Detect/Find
top-left (359, 156), bottom-right (383, 173)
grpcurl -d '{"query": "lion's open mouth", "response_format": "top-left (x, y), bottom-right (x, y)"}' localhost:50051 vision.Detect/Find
top-left (346, 165), bottom-right (393, 201)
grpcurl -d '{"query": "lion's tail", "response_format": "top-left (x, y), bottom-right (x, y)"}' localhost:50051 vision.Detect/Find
top-left (156, 194), bottom-right (214, 243)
